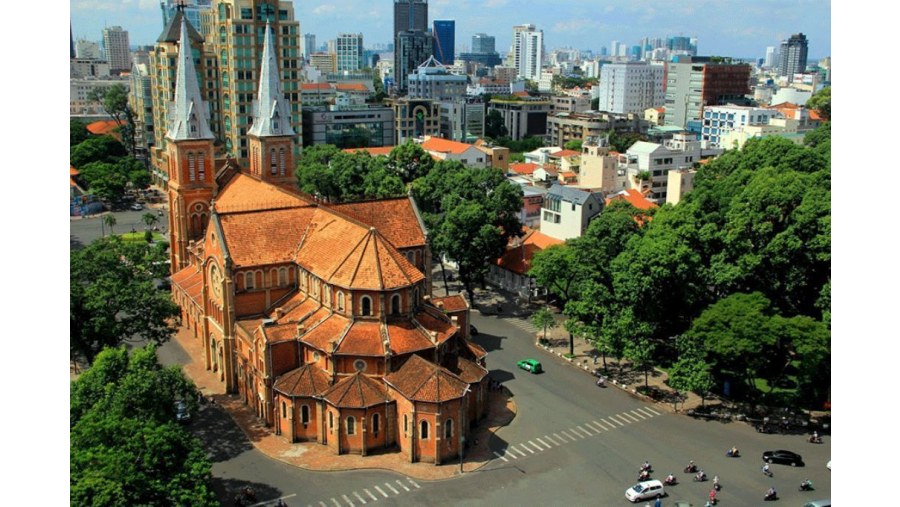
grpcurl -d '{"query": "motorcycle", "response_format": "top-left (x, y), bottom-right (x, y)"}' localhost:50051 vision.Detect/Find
top-left (799, 480), bottom-right (814, 491)
top-left (637, 470), bottom-right (651, 481)
top-left (640, 462), bottom-right (653, 473)
top-left (684, 463), bottom-right (698, 473)
top-left (764, 490), bottom-right (778, 501)
top-left (664, 475), bottom-right (677, 486)
top-left (808, 435), bottom-right (823, 444)
top-left (709, 490), bottom-right (718, 505)
top-left (596, 377), bottom-right (606, 388)
top-left (726, 448), bottom-right (740, 457)
top-left (693, 472), bottom-right (707, 482)
top-left (713, 478), bottom-right (721, 491)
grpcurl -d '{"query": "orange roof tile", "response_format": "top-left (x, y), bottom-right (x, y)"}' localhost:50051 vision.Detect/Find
top-left (385, 320), bottom-right (436, 356)
top-left (808, 110), bottom-right (822, 121)
top-left (509, 162), bottom-right (539, 175)
top-left (605, 188), bottom-right (658, 211)
top-left (299, 312), bottom-right (351, 352)
top-left (552, 150), bottom-right (581, 158)
top-left (341, 146), bottom-right (394, 156)
top-left (86, 120), bottom-right (120, 136)
top-left (322, 372), bottom-right (392, 408)
top-left (301, 83), bottom-right (333, 91)
top-left (413, 310), bottom-right (456, 344)
top-left (216, 173), bottom-right (313, 213)
top-left (334, 83), bottom-right (369, 92)
top-left (512, 91), bottom-right (530, 97)
top-left (264, 323), bottom-right (298, 343)
top-left (328, 198), bottom-right (427, 249)
top-left (495, 229), bottom-right (563, 275)
top-left (171, 265), bottom-right (203, 307)
top-left (420, 137), bottom-right (475, 155)
top-left (335, 321), bottom-right (385, 356)
top-left (560, 171), bottom-right (577, 178)
top-left (430, 295), bottom-right (469, 313)
top-left (274, 364), bottom-right (333, 397)
top-left (70, 165), bottom-right (79, 176)
top-left (451, 357), bottom-right (488, 383)
top-left (464, 340), bottom-right (487, 360)
top-left (540, 165), bottom-right (559, 175)
top-left (384, 354), bottom-right (468, 403)
top-left (218, 207), bottom-right (317, 268)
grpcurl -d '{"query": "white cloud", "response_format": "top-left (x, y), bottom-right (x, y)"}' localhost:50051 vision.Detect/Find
top-left (313, 4), bottom-right (336, 15)
top-left (485, 0), bottom-right (509, 8)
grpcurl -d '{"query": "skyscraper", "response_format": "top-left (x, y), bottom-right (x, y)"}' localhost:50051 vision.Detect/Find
top-left (511, 24), bottom-right (543, 81)
top-left (664, 56), bottom-right (751, 131)
top-left (303, 33), bottom-right (316, 62)
top-left (596, 62), bottom-right (665, 114)
top-left (432, 20), bottom-right (455, 65)
top-left (778, 33), bottom-right (808, 77)
top-left (471, 33), bottom-right (495, 54)
top-left (394, 0), bottom-right (428, 92)
top-left (764, 46), bottom-right (776, 68)
top-left (459, 33), bottom-right (501, 68)
top-left (103, 26), bottom-right (132, 74)
top-left (336, 33), bottom-right (364, 72)
top-left (393, 0), bottom-right (428, 36)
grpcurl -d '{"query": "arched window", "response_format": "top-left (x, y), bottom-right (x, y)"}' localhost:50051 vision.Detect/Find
top-left (346, 416), bottom-right (356, 435)
top-left (360, 296), bottom-right (372, 316)
top-left (278, 267), bottom-right (287, 286)
top-left (188, 153), bottom-right (196, 181)
top-left (445, 418), bottom-right (453, 439)
top-left (222, 71), bottom-right (229, 87)
top-left (391, 294), bottom-right (401, 315)
top-left (420, 420), bottom-right (429, 440)
top-left (223, 93), bottom-right (230, 110)
top-left (301, 405), bottom-right (310, 424)
top-left (337, 292), bottom-right (345, 311)
top-left (372, 413), bottom-right (380, 435)
top-left (219, 26), bottom-right (226, 44)
top-left (198, 153), bottom-right (206, 180)
top-left (279, 148), bottom-right (286, 176)
top-left (245, 272), bottom-right (255, 290)
top-left (270, 149), bottom-right (277, 174)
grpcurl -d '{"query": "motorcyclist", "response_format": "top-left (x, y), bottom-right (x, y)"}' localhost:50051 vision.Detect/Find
top-left (638, 470), bottom-right (650, 481)
top-left (665, 473), bottom-right (675, 484)
top-left (730, 445), bottom-right (739, 456)
top-left (713, 475), bottom-right (720, 490)
top-left (696, 469), bottom-right (706, 481)
top-left (709, 488), bottom-right (717, 503)
top-left (641, 461), bottom-right (651, 471)
top-left (766, 487), bottom-right (777, 499)
top-left (686, 460), bottom-right (696, 472)
top-left (800, 478), bottom-right (813, 490)
top-left (762, 463), bottom-right (770, 475)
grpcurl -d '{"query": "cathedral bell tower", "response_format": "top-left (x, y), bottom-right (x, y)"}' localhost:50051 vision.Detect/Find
top-left (247, 22), bottom-right (297, 189)
top-left (165, 18), bottom-right (216, 272)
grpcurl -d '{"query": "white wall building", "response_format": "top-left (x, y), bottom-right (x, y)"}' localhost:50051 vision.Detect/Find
top-left (596, 62), bottom-right (665, 115)
top-left (539, 184), bottom-right (604, 241)
top-left (511, 24), bottom-right (543, 81)
top-left (619, 133), bottom-right (723, 201)
top-left (102, 26), bottom-right (131, 74)
top-left (408, 55), bottom-right (468, 100)
top-left (336, 33), bottom-right (364, 72)
top-left (701, 105), bottom-right (783, 147)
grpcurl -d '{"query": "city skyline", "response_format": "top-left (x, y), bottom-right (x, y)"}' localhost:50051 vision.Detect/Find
top-left (70, 0), bottom-right (832, 61)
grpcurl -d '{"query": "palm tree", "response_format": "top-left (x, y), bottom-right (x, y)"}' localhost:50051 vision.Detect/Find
top-left (102, 214), bottom-right (117, 236)
top-left (142, 212), bottom-right (159, 229)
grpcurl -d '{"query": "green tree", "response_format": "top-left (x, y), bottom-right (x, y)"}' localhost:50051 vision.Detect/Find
top-left (668, 354), bottom-right (714, 409)
top-left (88, 84), bottom-right (137, 155)
top-left (388, 141), bottom-right (435, 183)
top-left (608, 131), bottom-right (648, 152)
top-left (485, 109), bottom-right (508, 139)
top-left (80, 161), bottom-right (129, 202)
top-left (102, 214), bottom-right (117, 236)
top-left (71, 135), bottom-right (128, 168)
top-left (71, 118), bottom-right (92, 146)
top-left (141, 212), bottom-right (159, 229)
top-left (805, 86), bottom-right (830, 121)
top-left (70, 237), bottom-right (181, 364)
top-left (625, 337), bottom-right (656, 389)
top-left (590, 98), bottom-right (599, 110)
top-left (531, 307), bottom-right (557, 342)
top-left (564, 139), bottom-right (583, 151)
top-left (71, 346), bottom-right (216, 506)
top-left (528, 244), bottom-right (582, 306)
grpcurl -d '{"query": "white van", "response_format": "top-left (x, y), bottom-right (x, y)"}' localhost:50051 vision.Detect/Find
top-left (625, 479), bottom-right (664, 502)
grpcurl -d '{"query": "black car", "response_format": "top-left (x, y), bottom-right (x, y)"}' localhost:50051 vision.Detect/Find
top-left (469, 324), bottom-right (479, 336)
top-left (763, 450), bottom-right (804, 466)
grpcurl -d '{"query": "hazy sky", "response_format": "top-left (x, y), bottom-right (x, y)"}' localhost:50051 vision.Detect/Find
top-left (70, 0), bottom-right (831, 60)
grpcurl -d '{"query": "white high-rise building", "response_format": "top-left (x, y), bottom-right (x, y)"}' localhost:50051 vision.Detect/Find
top-left (596, 62), bottom-right (665, 115)
top-left (764, 46), bottom-right (776, 68)
top-left (76, 39), bottom-right (101, 59)
top-left (336, 33), bottom-right (364, 72)
top-left (511, 24), bottom-right (543, 80)
top-left (102, 26), bottom-right (132, 74)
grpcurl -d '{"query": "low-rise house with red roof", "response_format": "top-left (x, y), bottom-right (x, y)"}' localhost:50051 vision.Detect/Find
top-left (487, 228), bottom-right (563, 300)
top-left (419, 136), bottom-right (489, 168)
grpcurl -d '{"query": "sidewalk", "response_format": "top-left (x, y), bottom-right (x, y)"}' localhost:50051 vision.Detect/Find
top-left (174, 326), bottom-right (517, 480)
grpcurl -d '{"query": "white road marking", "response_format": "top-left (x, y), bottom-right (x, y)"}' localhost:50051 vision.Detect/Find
top-left (560, 429), bottom-right (578, 441)
top-left (577, 424), bottom-right (596, 436)
top-left (644, 406), bottom-right (662, 415)
top-left (606, 417), bottom-right (624, 427)
top-left (341, 494), bottom-right (354, 506)
top-left (528, 439), bottom-right (545, 451)
top-left (553, 432), bottom-right (568, 444)
top-left (319, 501), bottom-right (327, 507)
top-left (613, 414), bottom-right (632, 425)
top-left (505, 448), bottom-right (519, 459)
top-left (384, 483), bottom-right (399, 495)
top-left (519, 442), bottom-right (536, 454)
top-left (353, 492), bottom-right (367, 504)
top-left (587, 420), bottom-right (608, 432)
top-left (511, 445), bottom-right (529, 457)
top-left (374, 486), bottom-right (388, 498)
top-left (621, 412), bottom-right (641, 423)
top-left (407, 478), bottom-right (420, 489)
top-left (635, 407), bottom-right (657, 418)
top-left (630, 410), bottom-right (647, 420)
top-left (396, 480), bottom-right (410, 492)
top-left (330, 498), bottom-right (341, 507)
top-left (494, 451), bottom-right (510, 462)
top-left (569, 428), bottom-right (587, 439)
top-left (364, 489), bottom-right (378, 501)
top-left (537, 436), bottom-right (554, 448)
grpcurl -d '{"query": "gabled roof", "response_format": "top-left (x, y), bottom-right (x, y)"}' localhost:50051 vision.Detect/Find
top-left (334, 321), bottom-right (385, 356)
top-left (322, 372), bottom-right (392, 408)
top-left (171, 265), bottom-right (203, 308)
top-left (547, 184), bottom-right (602, 205)
top-left (430, 295), bottom-right (469, 313)
top-left (248, 23), bottom-right (296, 138)
top-left (495, 228), bottom-right (563, 275)
top-left (273, 364), bottom-right (332, 397)
top-left (327, 198), bottom-right (427, 249)
top-left (217, 206), bottom-right (317, 267)
top-left (551, 149), bottom-right (581, 158)
top-left (420, 137), bottom-right (475, 155)
top-left (86, 120), bottom-right (120, 136)
top-left (451, 357), bottom-right (489, 384)
top-left (215, 173), bottom-right (313, 212)
top-left (385, 320), bottom-right (438, 355)
top-left (298, 313), bottom-right (351, 353)
top-left (384, 354), bottom-right (469, 403)
top-left (605, 188), bottom-right (658, 211)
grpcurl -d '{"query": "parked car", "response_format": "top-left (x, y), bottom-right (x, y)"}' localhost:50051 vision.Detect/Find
top-left (516, 359), bottom-right (542, 374)
top-left (175, 400), bottom-right (191, 423)
top-left (625, 479), bottom-right (664, 503)
top-left (130, 202), bottom-right (144, 211)
top-left (762, 449), bottom-right (804, 466)
top-left (802, 500), bottom-right (830, 507)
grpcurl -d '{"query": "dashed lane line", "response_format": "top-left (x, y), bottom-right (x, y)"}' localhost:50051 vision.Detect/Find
top-left (396, 480), bottom-right (410, 492)
top-left (353, 492), bottom-right (367, 504)
top-left (364, 489), bottom-right (378, 501)
top-left (536, 436), bottom-right (554, 448)
top-left (373, 486), bottom-right (388, 498)
top-left (341, 494), bottom-right (354, 506)
top-left (384, 483), bottom-right (399, 495)
top-left (407, 478), bottom-right (421, 489)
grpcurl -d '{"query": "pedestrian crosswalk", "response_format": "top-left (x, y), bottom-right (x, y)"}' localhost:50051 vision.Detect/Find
top-left (490, 407), bottom-right (663, 464)
top-left (306, 478), bottom-right (421, 507)
top-left (504, 317), bottom-right (537, 334)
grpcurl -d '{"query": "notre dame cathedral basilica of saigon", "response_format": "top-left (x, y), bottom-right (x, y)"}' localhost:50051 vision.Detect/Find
top-left (160, 16), bottom-right (489, 464)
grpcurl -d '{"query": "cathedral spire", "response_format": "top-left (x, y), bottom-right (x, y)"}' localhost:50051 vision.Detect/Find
top-left (248, 22), bottom-right (295, 138)
top-left (166, 17), bottom-right (213, 141)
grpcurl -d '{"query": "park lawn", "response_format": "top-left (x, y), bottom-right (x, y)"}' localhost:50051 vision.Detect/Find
top-left (119, 232), bottom-right (166, 243)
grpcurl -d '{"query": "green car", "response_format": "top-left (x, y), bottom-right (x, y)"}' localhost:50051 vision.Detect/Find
top-left (517, 359), bottom-right (543, 374)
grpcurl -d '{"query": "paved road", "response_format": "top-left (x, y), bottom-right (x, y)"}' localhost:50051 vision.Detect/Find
top-left (70, 208), bottom-right (167, 249)
top-left (156, 309), bottom-right (830, 506)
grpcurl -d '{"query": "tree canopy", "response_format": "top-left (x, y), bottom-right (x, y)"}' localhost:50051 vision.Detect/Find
top-left (71, 236), bottom-right (179, 364)
top-left (71, 346), bottom-right (216, 506)
top-left (806, 86), bottom-right (830, 121)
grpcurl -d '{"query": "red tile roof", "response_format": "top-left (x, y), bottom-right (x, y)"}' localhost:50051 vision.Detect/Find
top-left (216, 173), bottom-right (313, 213)
top-left (86, 120), bottom-right (120, 136)
top-left (299, 312), bottom-right (351, 353)
top-left (171, 265), bottom-right (203, 308)
top-left (413, 310), bottom-right (456, 344)
top-left (509, 162), bottom-right (539, 175)
top-left (605, 188), bottom-right (658, 211)
top-left (430, 295), bottom-right (469, 313)
top-left (464, 341), bottom-right (487, 360)
top-left (335, 321), bottom-right (385, 356)
top-left (328, 198), bottom-right (427, 249)
top-left (322, 372), bottom-right (392, 408)
top-left (495, 228), bottom-right (563, 276)
top-left (384, 354), bottom-right (469, 403)
top-left (552, 149), bottom-right (581, 158)
top-left (334, 83), bottom-right (369, 92)
top-left (451, 357), bottom-right (488, 384)
top-left (301, 83), bottom-right (333, 91)
top-left (218, 207), bottom-right (317, 268)
top-left (385, 320), bottom-right (436, 356)
top-left (420, 137), bottom-right (475, 155)
top-left (341, 146), bottom-right (394, 156)
top-left (274, 364), bottom-right (333, 397)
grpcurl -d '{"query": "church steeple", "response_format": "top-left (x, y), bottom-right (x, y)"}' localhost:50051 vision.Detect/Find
top-left (248, 22), bottom-right (295, 138)
top-left (166, 17), bottom-right (213, 141)
top-left (247, 22), bottom-right (297, 186)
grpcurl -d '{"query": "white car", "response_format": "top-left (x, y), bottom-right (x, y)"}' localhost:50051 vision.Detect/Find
top-left (625, 479), bottom-right (664, 503)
